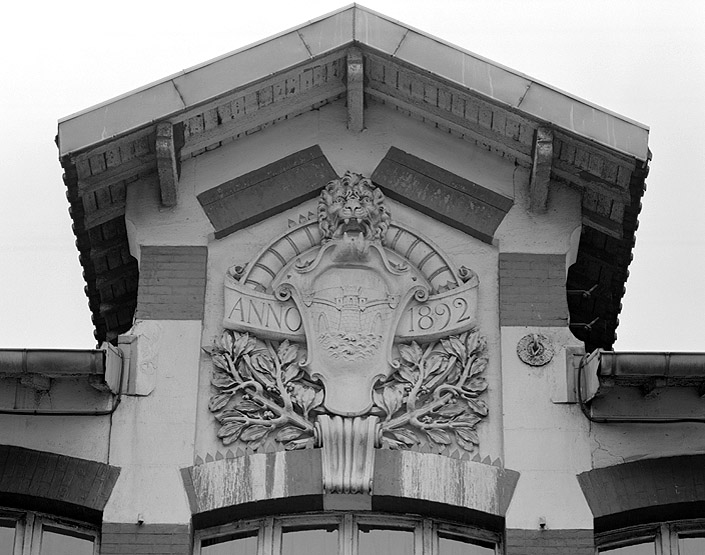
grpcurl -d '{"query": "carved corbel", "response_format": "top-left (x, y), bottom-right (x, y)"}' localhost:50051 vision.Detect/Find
top-left (346, 48), bottom-right (364, 132)
top-left (317, 415), bottom-right (378, 495)
top-left (156, 122), bottom-right (179, 207)
top-left (529, 127), bottom-right (553, 213)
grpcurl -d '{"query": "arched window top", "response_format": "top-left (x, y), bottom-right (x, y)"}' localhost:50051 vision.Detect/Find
top-left (597, 519), bottom-right (705, 555)
top-left (196, 512), bottom-right (500, 555)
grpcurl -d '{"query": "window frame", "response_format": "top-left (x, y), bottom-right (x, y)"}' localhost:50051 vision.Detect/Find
top-left (0, 507), bottom-right (98, 555)
top-left (194, 512), bottom-right (502, 555)
top-left (597, 520), bottom-right (705, 555)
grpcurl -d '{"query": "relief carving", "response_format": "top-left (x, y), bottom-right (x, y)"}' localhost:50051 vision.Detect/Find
top-left (376, 330), bottom-right (488, 453)
top-left (208, 172), bottom-right (489, 491)
top-left (517, 333), bottom-right (554, 366)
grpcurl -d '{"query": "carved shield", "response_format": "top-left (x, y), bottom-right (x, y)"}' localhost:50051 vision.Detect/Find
top-left (273, 238), bottom-right (426, 416)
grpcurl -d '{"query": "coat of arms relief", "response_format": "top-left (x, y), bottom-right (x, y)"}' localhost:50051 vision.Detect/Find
top-left (206, 172), bottom-right (489, 493)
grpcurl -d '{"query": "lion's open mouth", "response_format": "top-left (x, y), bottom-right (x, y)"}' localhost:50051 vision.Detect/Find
top-left (337, 217), bottom-right (371, 238)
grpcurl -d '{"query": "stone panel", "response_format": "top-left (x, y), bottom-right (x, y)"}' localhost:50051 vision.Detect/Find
top-left (499, 253), bottom-right (568, 327)
top-left (135, 246), bottom-right (208, 320)
top-left (197, 145), bottom-right (337, 239)
top-left (371, 147), bottom-right (513, 244)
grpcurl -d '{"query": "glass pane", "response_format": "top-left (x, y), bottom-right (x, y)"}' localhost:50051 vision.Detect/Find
top-left (40, 529), bottom-right (93, 555)
top-left (0, 523), bottom-right (16, 552)
top-left (281, 528), bottom-right (338, 555)
top-left (599, 541), bottom-right (655, 555)
top-left (439, 535), bottom-right (495, 554)
top-left (358, 527), bottom-right (414, 555)
top-left (202, 532), bottom-right (258, 554)
top-left (679, 536), bottom-right (705, 555)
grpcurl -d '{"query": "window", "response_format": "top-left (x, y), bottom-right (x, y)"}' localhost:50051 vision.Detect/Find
top-left (196, 513), bottom-right (500, 554)
top-left (598, 521), bottom-right (705, 555)
top-left (0, 509), bottom-right (97, 555)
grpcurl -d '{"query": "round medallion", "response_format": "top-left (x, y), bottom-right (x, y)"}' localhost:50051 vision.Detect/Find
top-left (517, 334), bottom-right (554, 366)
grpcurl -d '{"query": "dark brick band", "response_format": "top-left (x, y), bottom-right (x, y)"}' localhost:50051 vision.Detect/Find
top-left (135, 245), bottom-right (208, 320)
top-left (506, 529), bottom-right (594, 555)
top-left (0, 445), bottom-right (119, 522)
top-left (101, 523), bottom-right (191, 555)
top-left (578, 455), bottom-right (705, 531)
top-left (499, 253), bottom-right (568, 326)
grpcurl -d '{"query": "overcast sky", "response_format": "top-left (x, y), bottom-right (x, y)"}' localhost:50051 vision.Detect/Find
top-left (1, 0), bottom-right (703, 351)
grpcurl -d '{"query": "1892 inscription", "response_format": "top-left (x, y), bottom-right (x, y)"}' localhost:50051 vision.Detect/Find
top-left (395, 288), bottom-right (477, 342)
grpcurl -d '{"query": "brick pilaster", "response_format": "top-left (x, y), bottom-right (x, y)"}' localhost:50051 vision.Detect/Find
top-left (505, 529), bottom-right (594, 555)
top-left (100, 523), bottom-right (191, 554)
top-left (499, 253), bottom-right (568, 326)
top-left (135, 246), bottom-right (208, 320)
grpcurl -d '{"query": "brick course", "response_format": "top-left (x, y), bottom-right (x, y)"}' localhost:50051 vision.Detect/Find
top-left (499, 253), bottom-right (568, 327)
top-left (0, 444), bottom-right (119, 513)
top-left (505, 529), bottom-right (594, 555)
top-left (578, 455), bottom-right (705, 523)
top-left (135, 246), bottom-right (208, 320)
top-left (101, 523), bottom-right (191, 555)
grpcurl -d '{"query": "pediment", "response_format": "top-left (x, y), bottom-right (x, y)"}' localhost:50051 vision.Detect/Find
top-left (57, 5), bottom-right (649, 351)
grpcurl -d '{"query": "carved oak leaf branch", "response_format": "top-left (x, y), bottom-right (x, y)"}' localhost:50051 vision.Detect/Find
top-left (207, 330), bottom-right (321, 451)
top-left (376, 329), bottom-right (489, 453)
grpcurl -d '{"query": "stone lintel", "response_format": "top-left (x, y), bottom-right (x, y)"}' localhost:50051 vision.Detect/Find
top-left (182, 449), bottom-right (518, 522)
top-left (197, 145), bottom-right (337, 239)
top-left (371, 147), bottom-right (512, 244)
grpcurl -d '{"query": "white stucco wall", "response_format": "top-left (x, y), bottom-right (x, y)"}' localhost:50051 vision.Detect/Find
top-left (103, 320), bottom-right (201, 524)
top-left (0, 410), bottom-right (110, 463)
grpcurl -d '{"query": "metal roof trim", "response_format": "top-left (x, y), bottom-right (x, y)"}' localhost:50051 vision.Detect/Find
top-left (57, 4), bottom-right (650, 161)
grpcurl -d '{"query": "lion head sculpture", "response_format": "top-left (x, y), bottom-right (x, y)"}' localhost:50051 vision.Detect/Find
top-left (318, 172), bottom-right (391, 243)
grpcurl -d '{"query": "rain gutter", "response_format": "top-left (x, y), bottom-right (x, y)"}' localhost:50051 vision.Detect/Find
top-left (0, 348), bottom-right (123, 416)
top-left (578, 351), bottom-right (705, 424)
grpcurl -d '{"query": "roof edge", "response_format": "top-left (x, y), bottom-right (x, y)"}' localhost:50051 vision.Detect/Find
top-left (57, 4), bottom-right (650, 160)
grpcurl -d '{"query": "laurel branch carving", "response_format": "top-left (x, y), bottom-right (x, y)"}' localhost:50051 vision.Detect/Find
top-left (376, 329), bottom-right (489, 454)
top-left (206, 329), bottom-right (488, 454)
top-left (205, 330), bottom-right (322, 451)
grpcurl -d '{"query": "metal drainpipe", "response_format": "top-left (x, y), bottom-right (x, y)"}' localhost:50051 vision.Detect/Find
top-left (0, 349), bottom-right (123, 416)
top-left (578, 351), bottom-right (705, 424)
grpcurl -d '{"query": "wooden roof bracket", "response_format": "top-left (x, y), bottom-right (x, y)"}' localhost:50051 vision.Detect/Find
top-left (156, 122), bottom-right (179, 207)
top-left (346, 47), bottom-right (364, 132)
top-left (529, 126), bottom-right (553, 213)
